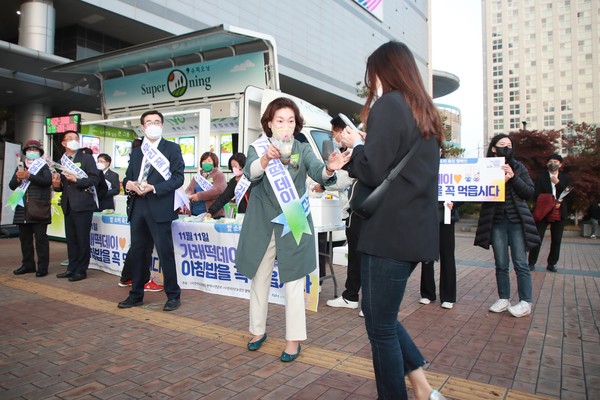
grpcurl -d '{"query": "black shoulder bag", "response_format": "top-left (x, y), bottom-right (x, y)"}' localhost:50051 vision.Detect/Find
top-left (349, 138), bottom-right (422, 219)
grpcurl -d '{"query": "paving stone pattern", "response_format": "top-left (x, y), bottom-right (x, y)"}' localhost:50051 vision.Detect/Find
top-left (0, 221), bottom-right (598, 399)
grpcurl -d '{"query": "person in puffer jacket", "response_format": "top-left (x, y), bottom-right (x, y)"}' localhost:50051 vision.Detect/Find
top-left (9, 140), bottom-right (52, 277)
top-left (474, 134), bottom-right (540, 318)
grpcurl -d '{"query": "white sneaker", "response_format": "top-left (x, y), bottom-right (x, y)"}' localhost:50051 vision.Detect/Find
top-left (489, 299), bottom-right (510, 313)
top-left (508, 300), bottom-right (532, 318)
top-left (441, 302), bottom-right (454, 309)
top-left (326, 296), bottom-right (359, 309)
top-left (591, 235), bottom-right (597, 239)
top-left (359, 310), bottom-right (364, 317)
top-left (419, 298), bottom-right (431, 305)
top-left (60, 259), bottom-right (69, 266)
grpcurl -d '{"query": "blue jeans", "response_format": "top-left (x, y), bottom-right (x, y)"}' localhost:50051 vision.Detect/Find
top-left (361, 254), bottom-right (426, 400)
top-left (491, 220), bottom-right (532, 302)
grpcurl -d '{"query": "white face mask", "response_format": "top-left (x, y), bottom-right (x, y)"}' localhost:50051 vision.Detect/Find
top-left (271, 126), bottom-right (294, 142)
top-left (332, 134), bottom-right (343, 150)
top-left (232, 166), bottom-right (243, 177)
top-left (145, 125), bottom-right (163, 139)
top-left (96, 162), bottom-right (106, 170)
top-left (270, 127), bottom-right (294, 160)
top-left (66, 140), bottom-right (80, 151)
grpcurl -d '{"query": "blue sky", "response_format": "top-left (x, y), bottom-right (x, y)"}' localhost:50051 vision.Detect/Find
top-left (432, 0), bottom-right (484, 157)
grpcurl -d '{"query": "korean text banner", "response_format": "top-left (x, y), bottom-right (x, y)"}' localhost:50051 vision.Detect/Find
top-left (88, 215), bottom-right (320, 311)
top-left (438, 157), bottom-right (505, 202)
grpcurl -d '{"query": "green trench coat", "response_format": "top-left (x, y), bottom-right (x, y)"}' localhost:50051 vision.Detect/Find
top-left (236, 139), bottom-right (336, 283)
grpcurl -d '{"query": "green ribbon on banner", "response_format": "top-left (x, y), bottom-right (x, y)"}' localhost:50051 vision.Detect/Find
top-left (6, 187), bottom-right (25, 210)
top-left (282, 199), bottom-right (311, 245)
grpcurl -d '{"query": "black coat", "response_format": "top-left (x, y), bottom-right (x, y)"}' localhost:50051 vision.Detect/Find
top-left (346, 91), bottom-right (440, 262)
top-left (9, 164), bottom-right (53, 225)
top-left (533, 171), bottom-right (571, 220)
top-left (54, 150), bottom-right (100, 213)
top-left (99, 168), bottom-right (121, 210)
top-left (474, 160), bottom-right (541, 251)
top-left (208, 176), bottom-right (250, 215)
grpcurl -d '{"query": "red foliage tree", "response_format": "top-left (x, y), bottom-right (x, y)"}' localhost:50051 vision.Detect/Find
top-left (509, 123), bottom-right (600, 218)
top-left (508, 129), bottom-right (561, 182)
top-left (561, 122), bottom-right (600, 213)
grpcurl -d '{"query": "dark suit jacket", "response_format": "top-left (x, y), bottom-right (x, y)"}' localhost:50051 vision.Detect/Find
top-left (346, 91), bottom-right (440, 263)
top-left (123, 138), bottom-right (185, 223)
top-left (99, 168), bottom-right (121, 210)
top-left (54, 150), bottom-right (100, 213)
top-left (533, 171), bottom-right (571, 220)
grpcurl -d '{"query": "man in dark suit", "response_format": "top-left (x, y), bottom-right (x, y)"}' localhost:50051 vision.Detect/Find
top-left (118, 110), bottom-right (185, 312)
top-left (97, 153), bottom-right (121, 211)
top-left (52, 130), bottom-right (100, 281)
top-left (528, 153), bottom-right (572, 272)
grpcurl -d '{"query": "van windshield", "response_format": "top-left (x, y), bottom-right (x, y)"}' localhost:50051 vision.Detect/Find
top-left (309, 129), bottom-right (334, 160)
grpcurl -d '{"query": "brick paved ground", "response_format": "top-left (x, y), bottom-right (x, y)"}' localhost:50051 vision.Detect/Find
top-left (0, 221), bottom-right (598, 399)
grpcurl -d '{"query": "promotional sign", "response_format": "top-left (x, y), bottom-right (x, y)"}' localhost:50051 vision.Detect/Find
top-left (353, 0), bottom-right (384, 21)
top-left (81, 135), bottom-right (100, 156)
top-left (46, 114), bottom-right (81, 135)
top-left (103, 53), bottom-right (266, 110)
top-left (113, 140), bottom-right (133, 169)
top-left (81, 124), bottom-right (136, 140)
top-left (178, 136), bottom-right (197, 168)
top-left (88, 215), bottom-right (320, 311)
top-left (438, 157), bottom-right (505, 202)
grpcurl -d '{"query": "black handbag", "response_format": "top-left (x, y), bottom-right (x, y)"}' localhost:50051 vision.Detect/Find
top-left (349, 138), bottom-right (422, 219)
top-left (25, 191), bottom-right (51, 222)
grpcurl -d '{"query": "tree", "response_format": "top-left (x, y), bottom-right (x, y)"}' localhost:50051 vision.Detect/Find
top-left (509, 123), bottom-right (600, 220)
top-left (561, 122), bottom-right (600, 213)
top-left (509, 129), bottom-right (560, 182)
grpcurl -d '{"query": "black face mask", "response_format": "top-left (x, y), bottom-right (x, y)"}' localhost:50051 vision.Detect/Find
top-left (495, 146), bottom-right (514, 159)
top-left (547, 163), bottom-right (559, 172)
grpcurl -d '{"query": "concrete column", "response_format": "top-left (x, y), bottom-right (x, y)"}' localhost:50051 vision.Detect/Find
top-left (15, 103), bottom-right (49, 146)
top-left (16, 1), bottom-right (55, 149)
top-left (18, 0), bottom-right (55, 53)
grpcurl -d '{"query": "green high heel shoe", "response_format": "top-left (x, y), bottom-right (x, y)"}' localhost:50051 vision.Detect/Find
top-left (247, 333), bottom-right (267, 351)
top-left (280, 344), bottom-right (301, 362)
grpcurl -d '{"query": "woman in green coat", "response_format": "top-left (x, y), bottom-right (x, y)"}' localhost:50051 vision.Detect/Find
top-left (236, 97), bottom-right (349, 362)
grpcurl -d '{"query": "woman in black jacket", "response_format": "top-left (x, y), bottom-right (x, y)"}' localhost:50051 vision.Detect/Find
top-left (203, 152), bottom-right (249, 219)
top-left (474, 134), bottom-right (540, 318)
top-left (342, 41), bottom-right (445, 400)
top-left (9, 140), bottom-right (52, 277)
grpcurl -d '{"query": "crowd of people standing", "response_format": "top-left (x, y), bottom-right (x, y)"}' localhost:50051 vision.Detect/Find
top-left (9, 38), bottom-right (593, 400)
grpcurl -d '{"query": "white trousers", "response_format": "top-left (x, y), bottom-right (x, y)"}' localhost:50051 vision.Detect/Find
top-left (249, 232), bottom-right (307, 341)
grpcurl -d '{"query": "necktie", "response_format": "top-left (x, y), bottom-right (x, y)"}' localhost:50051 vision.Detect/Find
top-left (140, 158), bottom-right (152, 182)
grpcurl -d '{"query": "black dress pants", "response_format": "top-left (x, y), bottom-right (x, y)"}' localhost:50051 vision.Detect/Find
top-left (120, 249), bottom-right (152, 283)
top-left (342, 214), bottom-right (363, 302)
top-left (528, 219), bottom-right (565, 267)
top-left (19, 223), bottom-right (49, 273)
top-left (65, 209), bottom-right (93, 275)
top-left (128, 198), bottom-right (180, 301)
top-left (420, 222), bottom-right (456, 303)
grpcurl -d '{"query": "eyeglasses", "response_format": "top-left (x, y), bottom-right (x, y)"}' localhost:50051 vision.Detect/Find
top-left (144, 120), bottom-right (163, 127)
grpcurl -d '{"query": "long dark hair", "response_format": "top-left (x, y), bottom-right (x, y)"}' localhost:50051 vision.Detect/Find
top-left (486, 134), bottom-right (513, 157)
top-left (361, 41), bottom-right (443, 144)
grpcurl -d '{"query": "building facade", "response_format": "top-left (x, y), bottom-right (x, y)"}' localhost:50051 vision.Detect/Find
top-left (482, 0), bottom-right (600, 146)
top-left (0, 0), bottom-right (437, 145)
